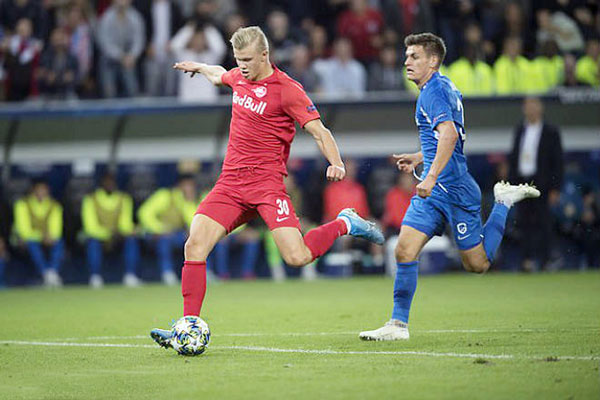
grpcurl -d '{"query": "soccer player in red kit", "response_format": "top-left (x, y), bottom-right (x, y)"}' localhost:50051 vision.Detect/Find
top-left (151, 26), bottom-right (384, 351)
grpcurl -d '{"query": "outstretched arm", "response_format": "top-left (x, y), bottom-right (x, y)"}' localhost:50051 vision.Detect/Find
top-left (392, 151), bottom-right (423, 173)
top-left (173, 61), bottom-right (227, 86)
top-left (417, 121), bottom-right (458, 197)
top-left (304, 119), bottom-right (346, 181)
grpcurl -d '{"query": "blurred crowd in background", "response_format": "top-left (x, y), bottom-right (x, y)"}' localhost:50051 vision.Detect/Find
top-left (0, 0), bottom-right (598, 102)
top-left (0, 0), bottom-right (599, 288)
top-left (0, 96), bottom-right (599, 288)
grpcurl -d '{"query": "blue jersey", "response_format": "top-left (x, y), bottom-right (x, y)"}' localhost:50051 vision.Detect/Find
top-left (415, 71), bottom-right (468, 185)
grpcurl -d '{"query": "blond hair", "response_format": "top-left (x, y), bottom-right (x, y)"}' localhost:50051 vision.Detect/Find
top-left (230, 26), bottom-right (269, 53)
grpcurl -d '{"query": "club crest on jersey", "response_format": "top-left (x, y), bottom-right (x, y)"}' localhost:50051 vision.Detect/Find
top-left (252, 86), bottom-right (267, 98)
top-left (232, 91), bottom-right (267, 115)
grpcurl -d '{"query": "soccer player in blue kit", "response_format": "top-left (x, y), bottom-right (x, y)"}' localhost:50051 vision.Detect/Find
top-left (359, 33), bottom-right (540, 341)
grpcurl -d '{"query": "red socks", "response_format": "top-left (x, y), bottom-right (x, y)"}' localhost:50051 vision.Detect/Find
top-left (181, 261), bottom-right (207, 317)
top-left (303, 219), bottom-right (348, 260)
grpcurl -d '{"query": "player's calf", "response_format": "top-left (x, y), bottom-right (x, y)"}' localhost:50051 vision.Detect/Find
top-left (460, 243), bottom-right (491, 274)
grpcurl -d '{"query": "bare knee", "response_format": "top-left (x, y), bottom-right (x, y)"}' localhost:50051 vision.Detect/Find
top-left (184, 236), bottom-right (206, 261)
top-left (281, 249), bottom-right (312, 268)
top-left (395, 243), bottom-right (419, 263)
top-left (463, 259), bottom-right (490, 274)
top-left (460, 245), bottom-right (491, 274)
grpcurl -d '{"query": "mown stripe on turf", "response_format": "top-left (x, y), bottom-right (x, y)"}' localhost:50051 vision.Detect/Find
top-left (0, 340), bottom-right (597, 361)
top-left (56, 327), bottom-right (598, 341)
top-left (0, 340), bottom-right (156, 348)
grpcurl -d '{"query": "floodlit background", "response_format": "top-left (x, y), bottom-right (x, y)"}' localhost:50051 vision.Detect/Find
top-left (0, 0), bottom-right (598, 286)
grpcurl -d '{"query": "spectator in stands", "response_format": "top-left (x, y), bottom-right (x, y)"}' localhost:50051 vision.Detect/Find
top-left (381, 172), bottom-right (414, 236)
top-left (13, 178), bottom-right (64, 288)
top-left (478, 1), bottom-right (505, 62)
top-left (210, 224), bottom-right (262, 280)
top-left (286, 44), bottom-right (319, 92)
top-left (1, 18), bottom-right (42, 101)
top-left (65, 2), bottom-right (94, 96)
top-left (462, 21), bottom-right (486, 58)
top-left (136, 0), bottom-right (184, 97)
top-left (38, 27), bottom-right (79, 100)
top-left (552, 160), bottom-right (600, 270)
top-left (493, 36), bottom-right (532, 95)
top-left (323, 159), bottom-right (369, 223)
top-left (96, 0), bottom-right (145, 98)
top-left (536, 8), bottom-right (585, 55)
top-left (368, 45), bottom-right (404, 92)
top-left (580, 184), bottom-right (600, 268)
top-left (95, 0), bottom-right (112, 16)
top-left (188, 0), bottom-right (219, 27)
top-left (494, 2), bottom-right (535, 58)
top-left (562, 53), bottom-right (585, 86)
top-left (336, 0), bottom-right (383, 65)
top-left (575, 37), bottom-right (599, 87)
top-left (313, 37), bottom-right (366, 98)
top-left (81, 173), bottom-right (140, 288)
top-left (174, 0), bottom-right (195, 19)
top-left (138, 174), bottom-right (199, 285)
top-left (220, 12), bottom-right (247, 70)
top-left (0, 236), bottom-right (6, 287)
top-left (569, 1), bottom-right (598, 40)
top-left (380, 0), bottom-right (434, 38)
top-left (0, 190), bottom-right (9, 287)
top-left (429, 0), bottom-right (475, 64)
top-left (448, 44), bottom-right (495, 97)
top-left (265, 9), bottom-right (303, 71)
top-left (509, 97), bottom-right (563, 272)
top-left (170, 18), bottom-right (226, 102)
top-left (530, 39), bottom-right (564, 93)
top-left (449, 21), bottom-right (494, 96)
top-left (0, 0), bottom-right (47, 39)
top-left (322, 158), bottom-right (383, 269)
top-left (552, 162), bottom-right (586, 269)
top-left (189, 0), bottom-right (234, 26)
top-left (307, 24), bottom-right (330, 60)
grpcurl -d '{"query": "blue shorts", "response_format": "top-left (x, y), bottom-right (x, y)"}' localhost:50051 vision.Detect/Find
top-left (402, 173), bottom-right (483, 251)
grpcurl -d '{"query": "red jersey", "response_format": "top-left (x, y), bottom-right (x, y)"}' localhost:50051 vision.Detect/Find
top-left (322, 179), bottom-right (370, 222)
top-left (382, 186), bottom-right (413, 230)
top-left (336, 8), bottom-right (384, 62)
top-left (220, 65), bottom-right (320, 175)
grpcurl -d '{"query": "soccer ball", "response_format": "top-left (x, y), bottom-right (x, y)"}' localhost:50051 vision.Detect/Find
top-left (171, 316), bottom-right (211, 356)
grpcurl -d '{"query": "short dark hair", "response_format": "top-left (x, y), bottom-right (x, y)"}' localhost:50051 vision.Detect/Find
top-left (177, 173), bottom-right (195, 183)
top-left (404, 33), bottom-right (446, 67)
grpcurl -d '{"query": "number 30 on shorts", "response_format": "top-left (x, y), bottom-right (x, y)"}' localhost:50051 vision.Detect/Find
top-left (276, 198), bottom-right (290, 216)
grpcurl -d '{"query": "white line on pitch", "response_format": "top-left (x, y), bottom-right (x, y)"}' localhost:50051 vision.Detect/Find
top-left (0, 340), bottom-right (597, 361)
top-left (55, 327), bottom-right (597, 341)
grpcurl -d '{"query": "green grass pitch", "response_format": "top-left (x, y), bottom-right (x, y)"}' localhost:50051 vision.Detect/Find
top-left (1, 271), bottom-right (599, 399)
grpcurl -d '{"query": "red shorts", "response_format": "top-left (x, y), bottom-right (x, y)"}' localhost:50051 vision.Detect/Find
top-left (196, 167), bottom-right (301, 233)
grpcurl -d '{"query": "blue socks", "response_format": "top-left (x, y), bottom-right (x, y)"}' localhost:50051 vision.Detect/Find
top-left (392, 261), bottom-right (419, 323)
top-left (482, 203), bottom-right (510, 263)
